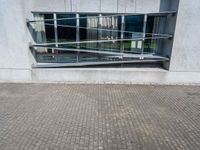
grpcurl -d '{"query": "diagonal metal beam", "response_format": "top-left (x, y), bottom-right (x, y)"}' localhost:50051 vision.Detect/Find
top-left (31, 46), bottom-right (169, 60)
top-left (28, 11), bottom-right (177, 23)
top-left (32, 35), bottom-right (172, 47)
top-left (32, 59), bottom-right (168, 68)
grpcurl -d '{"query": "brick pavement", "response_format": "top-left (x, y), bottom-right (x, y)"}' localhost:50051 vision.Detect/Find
top-left (0, 83), bottom-right (199, 150)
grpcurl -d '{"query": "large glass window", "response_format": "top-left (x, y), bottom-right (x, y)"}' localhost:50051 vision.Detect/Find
top-left (30, 12), bottom-right (172, 67)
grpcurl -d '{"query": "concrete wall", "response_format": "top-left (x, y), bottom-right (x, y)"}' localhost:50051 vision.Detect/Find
top-left (33, 0), bottom-right (161, 13)
top-left (0, 0), bottom-right (33, 81)
top-left (169, 0), bottom-right (200, 71)
top-left (31, 68), bottom-right (200, 85)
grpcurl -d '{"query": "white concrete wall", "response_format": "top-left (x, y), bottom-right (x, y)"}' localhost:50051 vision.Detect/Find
top-left (31, 68), bottom-right (200, 85)
top-left (32, 0), bottom-right (161, 13)
top-left (33, 0), bottom-right (67, 12)
top-left (170, 0), bottom-right (200, 71)
top-left (0, 0), bottom-right (33, 81)
top-left (0, 0), bottom-right (30, 69)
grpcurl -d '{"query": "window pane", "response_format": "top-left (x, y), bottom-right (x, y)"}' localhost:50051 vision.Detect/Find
top-left (57, 14), bottom-right (76, 44)
top-left (144, 16), bottom-right (166, 54)
top-left (79, 14), bottom-right (87, 41)
top-left (124, 15), bottom-right (144, 53)
top-left (100, 15), bottom-right (121, 52)
top-left (79, 14), bottom-right (99, 50)
top-left (124, 15), bottom-right (144, 36)
top-left (87, 15), bottom-right (98, 49)
top-left (44, 14), bottom-right (55, 43)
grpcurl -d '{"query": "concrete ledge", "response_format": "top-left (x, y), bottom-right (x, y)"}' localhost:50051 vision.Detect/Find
top-left (1, 68), bottom-right (200, 85)
top-left (30, 68), bottom-right (200, 85)
top-left (0, 68), bottom-right (31, 82)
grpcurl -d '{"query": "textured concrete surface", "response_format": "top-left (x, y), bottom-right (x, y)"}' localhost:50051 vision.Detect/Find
top-left (32, 0), bottom-right (160, 13)
top-left (170, 0), bottom-right (200, 71)
top-left (0, 83), bottom-right (199, 150)
top-left (31, 68), bottom-right (200, 84)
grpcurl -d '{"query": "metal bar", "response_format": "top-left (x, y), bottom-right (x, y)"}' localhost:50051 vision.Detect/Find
top-left (31, 46), bottom-right (169, 60)
top-left (155, 16), bottom-right (159, 54)
top-left (32, 59), bottom-right (168, 68)
top-left (32, 36), bottom-right (171, 47)
top-left (120, 15), bottom-right (125, 54)
top-left (142, 14), bottom-right (147, 55)
top-left (98, 14), bottom-right (102, 50)
top-left (53, 13), bottom-right (58, 47)
top-left (40, 23), bottom-right (173, 37)
top-left (76, 14), bottom-right (80, 48)
top-left (76, 13), bottom-right (80, 62)
top-left (29, 11), bottom-right (177, 23)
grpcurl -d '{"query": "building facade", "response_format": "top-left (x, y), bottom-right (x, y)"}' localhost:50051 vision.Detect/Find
top-left (0, 0), bottom-right (200, 84)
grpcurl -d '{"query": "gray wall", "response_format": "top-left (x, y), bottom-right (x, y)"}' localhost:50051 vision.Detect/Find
top-left (0, 0), bottom-right (31, 69)
top-left (33, 0), bottom-right (161, 13)
top-left (0, 0), bottom-right (34, 81)
top-left (169, 0), bottom-right (200, 71)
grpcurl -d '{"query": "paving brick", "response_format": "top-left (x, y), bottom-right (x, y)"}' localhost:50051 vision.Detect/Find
top-left (0, 83), bottom-right (199, 150)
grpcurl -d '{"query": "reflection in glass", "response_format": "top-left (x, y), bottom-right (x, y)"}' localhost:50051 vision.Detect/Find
top-left (124, 15), bottom-right (144, 54)
top-left (44, 14), bottom-right (55, 43)
top-left (57, 14), bottom-right (76, 44)
top-left (33, 13), bottom-right (169, 65)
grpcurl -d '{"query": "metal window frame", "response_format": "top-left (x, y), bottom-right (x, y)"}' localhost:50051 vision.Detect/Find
top-left (29, 11), bottom-right (176, 68)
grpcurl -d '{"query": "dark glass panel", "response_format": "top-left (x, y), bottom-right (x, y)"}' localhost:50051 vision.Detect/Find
top-left (124, 15), bottom-right (144, 37)
top-left (146, 16), bottom-right (155, 34)
top-left (79, 14), bottom-right (87, 41)
top-left (124, 15), bottom-right (144, 53)
top-left (44, 14), bottom-right (55, 43)
top-left (144, 16), bottom-right (157, 54)
top-left (117, 16), bottom-right (122, 38)
top-left (57, 14), bottom-right (76, 42)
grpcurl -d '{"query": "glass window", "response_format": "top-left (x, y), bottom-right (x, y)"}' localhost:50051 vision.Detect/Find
top-left (32, 12), bottom-right (170, 67)
top-left (99, 15), bottom-right (121, 52)
top-left (57, 14), bottom-right (76, 47)
top-left (44, 14), bottom-right (55, 43)
top-left (144, 16), bottom-right (166, 54)
top-left (124, 15), bottom-right (144, 36)
top-left (79, 14), bottom-right (87, 41)
top-left (79, 14), bottom-right (99, 50)
top-left (124, 15), bottom-right (144, 54)
top-left (144, 16), bottom-right (155, 53)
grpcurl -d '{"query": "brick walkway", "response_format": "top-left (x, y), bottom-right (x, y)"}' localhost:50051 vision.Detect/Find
top-left (0, 83), bottom-right (199, 150)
